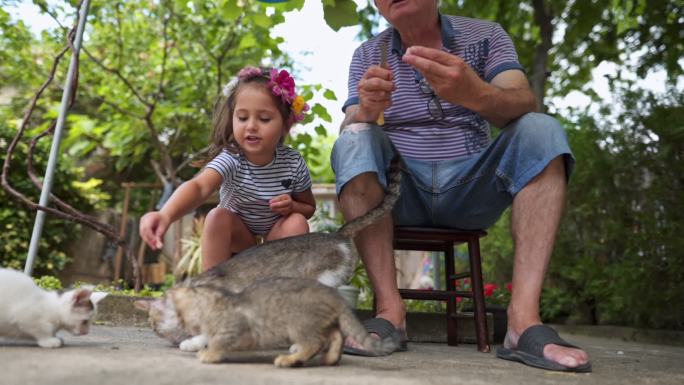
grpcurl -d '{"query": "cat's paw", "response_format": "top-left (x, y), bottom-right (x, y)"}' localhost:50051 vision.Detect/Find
top-left (179, 337), bottom-right (205, 352)
top-left (37, 337), bottom-right (63, 348)
top-left (274, 354), bottom-right (303, 368)
top-left (197, 349), bottom-right (222, 364)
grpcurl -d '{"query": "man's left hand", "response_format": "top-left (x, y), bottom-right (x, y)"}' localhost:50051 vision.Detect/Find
top-left (402, 46), bottom-right (491, 111)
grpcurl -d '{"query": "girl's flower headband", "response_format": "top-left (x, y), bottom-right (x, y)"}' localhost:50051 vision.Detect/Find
top-left (222, 66), bottom-right (309, 123)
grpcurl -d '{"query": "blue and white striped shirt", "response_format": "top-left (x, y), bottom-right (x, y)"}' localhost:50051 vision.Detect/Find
top-left (344, 14), bottom-right (524, 161)
top-left (205, 145), bottom-right (312, 235)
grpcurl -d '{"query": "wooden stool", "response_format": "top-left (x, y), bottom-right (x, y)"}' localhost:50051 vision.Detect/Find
top-left (394, 226), bottom-right (490, 352)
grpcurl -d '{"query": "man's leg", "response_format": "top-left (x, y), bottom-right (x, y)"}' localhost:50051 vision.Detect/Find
top-left (330, 124), bottom-right (406, 351)
top-left (506, 155), bottom-right (589, 368)
top-left (339, 172), bottom-right (406, 331)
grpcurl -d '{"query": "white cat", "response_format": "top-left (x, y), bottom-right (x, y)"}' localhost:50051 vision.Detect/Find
top-left (0, 268), bottom-right (107, 348)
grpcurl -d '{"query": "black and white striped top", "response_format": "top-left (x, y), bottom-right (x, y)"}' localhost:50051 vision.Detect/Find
top-left (344, 14), bottom-right (525, 161)
top-left (205, 145), bottom-right (312, 235)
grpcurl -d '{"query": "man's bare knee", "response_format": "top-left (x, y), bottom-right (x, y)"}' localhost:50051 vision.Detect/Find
top-left (340, 173), bottom-right (384, 203)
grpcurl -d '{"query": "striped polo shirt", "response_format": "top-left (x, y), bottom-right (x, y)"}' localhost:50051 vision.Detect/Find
top-left (205, 145), bottom-right (312, 235)
top-left (343, 14), bottom-right (524, 161)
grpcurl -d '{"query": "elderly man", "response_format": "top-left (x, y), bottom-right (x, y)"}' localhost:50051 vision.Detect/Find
top-left (331, 0), bottom-right (591, 372)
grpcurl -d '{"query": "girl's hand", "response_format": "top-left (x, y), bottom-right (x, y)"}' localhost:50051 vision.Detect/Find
top-left (139, 211), bottom-right (170, 250)
top-left (269, 194), bottom-right (294, 215)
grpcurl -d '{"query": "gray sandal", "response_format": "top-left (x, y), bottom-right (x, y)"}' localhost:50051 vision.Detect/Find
top-left (343, 318), bottom-right (408, 356)
top-left (496, 325), bottom-right (592, 372)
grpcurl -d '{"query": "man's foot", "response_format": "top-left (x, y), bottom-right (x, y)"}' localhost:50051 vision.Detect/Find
top-left (343, 317), bottom-right (407, 356)
top-left (498, 323), bottom-right (591, 372)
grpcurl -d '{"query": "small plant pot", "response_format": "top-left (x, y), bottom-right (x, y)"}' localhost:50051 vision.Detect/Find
top-left (487, 305), bottom-right (508, 344)
top-left (337, 285), bottom-right (360, 309)
top-left (463, 304), bottom-right (508, 344)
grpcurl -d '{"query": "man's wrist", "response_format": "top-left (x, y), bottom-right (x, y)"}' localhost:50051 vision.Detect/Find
top-left (352, 106), bottom-right (377, 123)
top-left (467, 82), bottom-right (497, 115)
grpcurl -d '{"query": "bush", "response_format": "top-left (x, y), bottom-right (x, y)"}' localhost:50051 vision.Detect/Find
top-left (0, 110), bottom-right (105, 276)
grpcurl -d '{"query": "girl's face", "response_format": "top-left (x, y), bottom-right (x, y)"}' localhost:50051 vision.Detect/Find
top-left (232, 85), bottom-right (286, 165)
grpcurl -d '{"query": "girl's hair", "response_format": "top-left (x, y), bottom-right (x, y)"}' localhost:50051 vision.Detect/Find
top-left (196, 67), bottom-right (306, 167)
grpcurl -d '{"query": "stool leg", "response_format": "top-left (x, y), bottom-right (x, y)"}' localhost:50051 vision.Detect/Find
top-left (445, 242), bottom-right (458, 346)
top-left (468, 238), bottom-right (490, 352)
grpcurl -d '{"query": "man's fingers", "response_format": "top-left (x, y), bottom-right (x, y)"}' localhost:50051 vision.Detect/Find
top-left (405, 46), bottom-right (459, 66)
top-left (402, 51), bottom-right (449, 78)
top-left (364, 65), bottom-right (393, 81)
top-left (359, 77), bottom-right (394, 93)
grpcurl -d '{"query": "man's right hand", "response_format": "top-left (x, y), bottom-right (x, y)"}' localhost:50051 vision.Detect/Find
top-left (356, 65), bottom-right (395, 123)
top-left (139, 211), bottom-right (169, 250)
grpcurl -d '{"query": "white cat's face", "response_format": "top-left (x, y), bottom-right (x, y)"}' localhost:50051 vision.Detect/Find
top-left (58, 288), bottom-right (98, 335)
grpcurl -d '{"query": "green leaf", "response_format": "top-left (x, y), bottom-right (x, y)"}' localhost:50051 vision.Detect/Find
top-left (221, 0), bottom-right (243, 20)
top-left (238, 34), bottom-right (257, 49)
top-left (314, 124), bottom-right (328, 137)
top-left (322, 0), bottom-right (358, 31)
top-left (246, 13), bottom-right (273, 29)
top-left (311, 103), bottom-right (332, 123)
top-left (323, 89), bottom-right (337, 101)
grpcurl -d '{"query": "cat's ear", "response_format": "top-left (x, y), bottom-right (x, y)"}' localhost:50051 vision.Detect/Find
top-left (90, 291), bottom-right (108, 305)
top-left (134, 299), bottom-right (152, 311)
top-left (71, 288), bottom-right (93, 308)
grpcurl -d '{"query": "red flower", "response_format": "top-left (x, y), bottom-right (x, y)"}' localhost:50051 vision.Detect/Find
top-left (506, 282), bottom-right (513, 293)
top-left (269, 69), bottom-right (296, 104)
top-left (484, 283), bottom-right (498, 297)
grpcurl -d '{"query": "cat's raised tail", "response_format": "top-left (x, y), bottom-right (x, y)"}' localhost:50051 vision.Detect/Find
top-left (338, 306), bottom-right (400, 356)
top-left (337, 154), bottom-right (402, 238)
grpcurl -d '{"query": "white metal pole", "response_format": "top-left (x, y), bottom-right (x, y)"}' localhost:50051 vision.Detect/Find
top-left (24, 0), bottom-right (91, 276)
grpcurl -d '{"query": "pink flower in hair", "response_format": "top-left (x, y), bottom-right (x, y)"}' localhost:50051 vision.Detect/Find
top-left (238, 66), bottom-right (263, 79)
top-left (269, 69), bottom-right (296, 104)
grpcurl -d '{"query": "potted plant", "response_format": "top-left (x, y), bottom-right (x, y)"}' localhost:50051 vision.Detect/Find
top-left (457, 279), bottom-right (511, 344)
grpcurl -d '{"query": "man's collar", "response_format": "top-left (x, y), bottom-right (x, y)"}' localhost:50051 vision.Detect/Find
top-left (391, 13), bottom-right (457, 55)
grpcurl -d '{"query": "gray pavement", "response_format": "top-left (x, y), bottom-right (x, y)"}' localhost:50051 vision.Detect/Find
top-left (2, 325), bottom-right (684, 385)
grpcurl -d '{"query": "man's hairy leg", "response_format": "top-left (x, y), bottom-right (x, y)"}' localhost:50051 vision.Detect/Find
top-left (506, 156), bottom-right (589, 368)
top-left (339, 172), bottom-right (405, 347)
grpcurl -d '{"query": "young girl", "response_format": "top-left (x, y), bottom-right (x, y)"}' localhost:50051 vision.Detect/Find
top-left (139, 66), bottom-right (315, 271)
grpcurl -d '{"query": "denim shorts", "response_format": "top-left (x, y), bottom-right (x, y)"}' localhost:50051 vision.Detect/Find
top-left (330, 112), bottom-right (575, 230)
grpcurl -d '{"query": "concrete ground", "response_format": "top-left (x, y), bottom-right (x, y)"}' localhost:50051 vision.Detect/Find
top-left (2, 325), bottom-right (683, 385)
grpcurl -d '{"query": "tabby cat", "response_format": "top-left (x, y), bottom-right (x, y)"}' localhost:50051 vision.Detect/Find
top-left (135, 155), bottom-right (401, 347)
top-left (169, 277), bottom-right (399, 366)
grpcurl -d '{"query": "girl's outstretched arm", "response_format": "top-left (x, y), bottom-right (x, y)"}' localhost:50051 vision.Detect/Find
top-left (139, 169), bottom-right (222, 249)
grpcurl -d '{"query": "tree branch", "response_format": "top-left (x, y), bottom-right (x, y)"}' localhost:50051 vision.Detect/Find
top-left (81, 47), bottom-right (153, 108)
top-left (531, 0), bottom-right (554, 111)
top-left (1, 6), bottom-right (142, 291)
